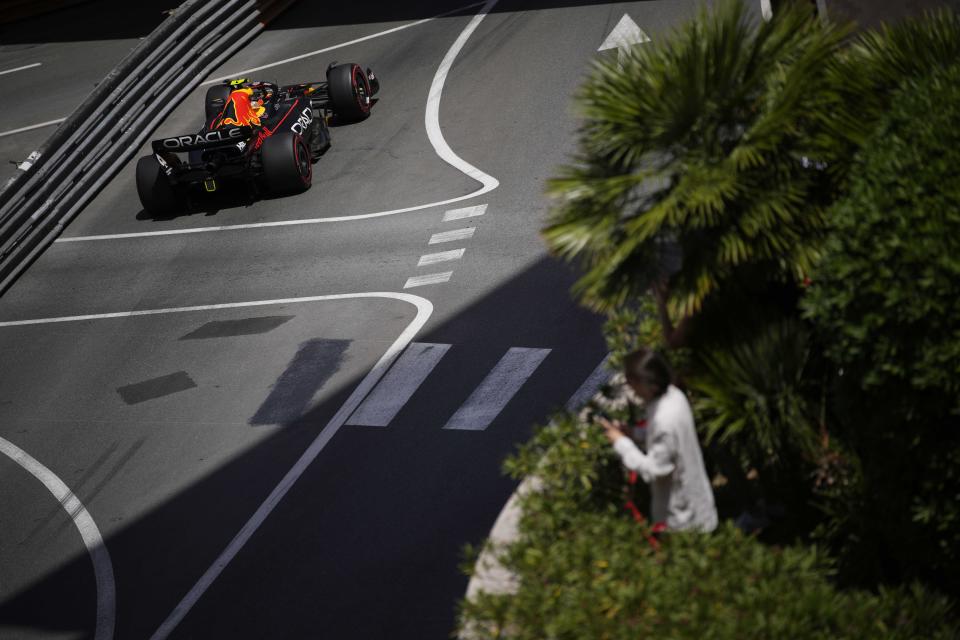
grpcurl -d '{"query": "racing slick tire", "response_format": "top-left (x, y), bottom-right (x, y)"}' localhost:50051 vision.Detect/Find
top-left (326, 63), bottom-right (372, 123)
top-left (136, 155), bottom-right (185, 216)
top-left (260, 132), bottom-right (312, 195)
top-left (205, 84), bottom-right (232, 124)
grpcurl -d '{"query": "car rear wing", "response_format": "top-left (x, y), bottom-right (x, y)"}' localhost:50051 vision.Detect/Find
top-left (151, 125), bottom-right (252, 153)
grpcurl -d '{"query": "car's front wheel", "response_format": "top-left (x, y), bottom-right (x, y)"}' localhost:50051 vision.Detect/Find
top-left (327, 63), bottom-right (372, 123)
top-left (260, 132), bottom-right (312, 196)
top-left (136, 155), bottom-right (185, 216)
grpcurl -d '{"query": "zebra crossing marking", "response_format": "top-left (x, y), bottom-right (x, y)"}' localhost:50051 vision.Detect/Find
top-left (348, 342), bottom-right (451, 426)
top-left (444, 347), bottom-right (552, 431)
top-left (347, 345), bottom-right (608, 430)
top-left (429, 227), bottom-right (475, 244)
top-left (404, 272), bottom-right (454, 289)
top-left (418, 248), bottom-right (465, 266)
top-left (402, 204), bottom-right (485, 289)
top-left (566, 353), bottom-right (613, 411)
top-left (443, 204), bottom-right (487, 222)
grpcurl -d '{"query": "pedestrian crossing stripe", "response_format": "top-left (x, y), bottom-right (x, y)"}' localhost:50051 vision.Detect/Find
top-left (443, 347), bottom-right (552, 431)
top-left (347, 343), bottom-right (450, 426)
top-left (348, 344), bottom-right (610, 431)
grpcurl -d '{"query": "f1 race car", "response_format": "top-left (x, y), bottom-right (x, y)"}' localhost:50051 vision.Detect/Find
top-left (136, 62), bottom-right (379, 215)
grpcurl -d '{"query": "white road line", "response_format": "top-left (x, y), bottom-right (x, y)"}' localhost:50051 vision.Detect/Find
top-left (56, 198), bottom-right (480, 240)
top-left (203, 1), bottom-right (485, 84)
top-left (54, 205), bottom-right (431, 240)
top-left (0, 436), bottom-right (115, 640)
top-left (429, 227), bottom-right (475, 244)
top-left (760, 0), bottom-right (773, 21)
top-left (444, 347), bottom-right (551, 431)
top-left (418, 247), bottom-right (465, 266)
top-left (56, 0), bottom-right (502, 243)
top-left (0, 62), bottom-right (42, 76)
top-left (0, 292), bottom-right (419, 328)
top-left (347, 342), bottom-right (451, 426)
top-left (99, 292), bottom-right (432, 640)
top-left (565, 354), bottom-right (612, 411)
top-left (443, 204), bottom-right (487, 222)
top-left (404, 271), bottom-right (453, 288)
top-left (0, 118), bottom-right (65, 139)
top-left (426, 0), bottom-right (500, 194)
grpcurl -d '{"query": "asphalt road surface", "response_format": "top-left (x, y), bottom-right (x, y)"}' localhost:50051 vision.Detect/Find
top-left (0, 1), bottom-right (754, 638)
top-left (0, 0), bottom-right (177, 187)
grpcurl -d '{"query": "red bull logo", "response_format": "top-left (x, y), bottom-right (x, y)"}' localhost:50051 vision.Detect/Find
top-left (220, 87), bottom-right (266, 128)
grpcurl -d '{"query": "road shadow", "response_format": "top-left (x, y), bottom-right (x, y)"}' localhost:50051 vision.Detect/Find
top-left (0, 0), bottom-right (658, 44)
top-left (0, 0), bottom-right (176, 45)
top-left (134, 185), bottom-right (344, 222)
top-left (0, 254), bottom-right (609, 639)
top-left (134, 189), bottom-right (255, 222)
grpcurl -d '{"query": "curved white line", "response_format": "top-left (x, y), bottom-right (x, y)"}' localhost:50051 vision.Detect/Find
top-left (0, 292), bottom-right (434, 639)
top-left (0, 436), bottom-right (116, 640)
top-left (202, 2), bottom-right (486, 85)
top-left (55, 191), bottom-right (480, 241)
top-left (146, 291), bottom-right (432, 639)
top-left (425, 0), bottom-right (499, 195)
top-left (56, 0), bottom-right (501, 243)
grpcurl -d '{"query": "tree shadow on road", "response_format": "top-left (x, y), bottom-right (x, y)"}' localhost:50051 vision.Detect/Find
top-left (0, 0), bottom-right (659, 44)
top-left (0, 255), bottom-right (607, 640)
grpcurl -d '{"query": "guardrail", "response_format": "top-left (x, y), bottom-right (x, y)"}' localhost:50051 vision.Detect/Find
top-left (0, 0), bottom-right (295, 294)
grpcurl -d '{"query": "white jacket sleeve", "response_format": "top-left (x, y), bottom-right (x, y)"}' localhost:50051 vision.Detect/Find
top-left (612, 430), bottom-right (676, 484)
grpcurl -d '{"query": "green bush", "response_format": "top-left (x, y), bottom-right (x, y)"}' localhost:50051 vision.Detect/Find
top-left (802, 63), bottom-right (960, 410)
top-left (602, 295), bottom-right (696, 383)
top-left (824, 9), bottom-right (960, 177)
top-left (464, 522), bottom-right (956, 640)
top-left (459, 416), bottom-right (956, 639)
top-left (801, 63), bottom-right (960, 595)
top-left (811, 436), bottom-right (959, 596)
top-left (502, 412), bottom-right (627, 528)
top-left (601, 296), bottom-right (663, 372)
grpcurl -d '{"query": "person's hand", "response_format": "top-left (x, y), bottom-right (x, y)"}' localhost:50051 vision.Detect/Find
top-left (597, 416), bottom-right (627, 444)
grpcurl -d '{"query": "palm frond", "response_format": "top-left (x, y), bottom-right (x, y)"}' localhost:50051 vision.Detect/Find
top-left (691, 318), bottom-right (819, 466)
top-left (543, 0), bottom-right (852, 314)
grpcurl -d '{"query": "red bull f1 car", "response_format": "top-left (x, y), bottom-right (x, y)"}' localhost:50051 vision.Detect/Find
top-left (136, 62), bottom-right (379, 215)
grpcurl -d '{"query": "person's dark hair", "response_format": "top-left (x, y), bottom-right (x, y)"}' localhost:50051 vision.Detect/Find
top-left (623, 348), bottom-right (672, 398)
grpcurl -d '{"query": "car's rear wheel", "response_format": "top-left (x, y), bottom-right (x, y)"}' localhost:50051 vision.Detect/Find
top-left (260, 132), bottom-right (312, 195)
top-left (136, 156), bottom-right (184, 216)
top-left (327, 63), bottom-right (371, 123)
top-left (205, 85), bottom-right (232, 125)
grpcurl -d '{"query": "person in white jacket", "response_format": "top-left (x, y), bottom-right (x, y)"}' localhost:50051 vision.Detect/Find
top-left (598, 349), bottom-right (718, 532)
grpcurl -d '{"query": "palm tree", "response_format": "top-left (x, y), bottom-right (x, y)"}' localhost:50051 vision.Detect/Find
top-left (543, 0), bottom-right (851, 335)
